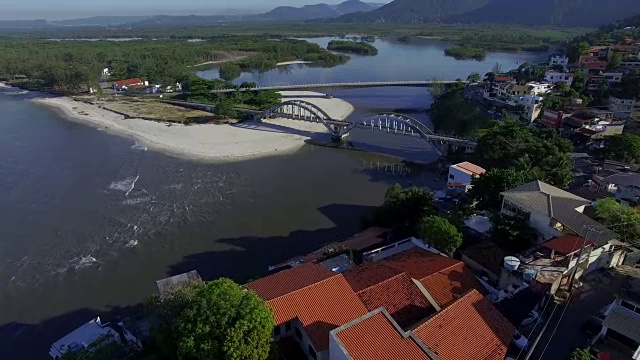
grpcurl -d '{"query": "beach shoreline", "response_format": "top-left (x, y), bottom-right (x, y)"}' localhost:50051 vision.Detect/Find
top-left (0, 83), bottom-right (355, 163)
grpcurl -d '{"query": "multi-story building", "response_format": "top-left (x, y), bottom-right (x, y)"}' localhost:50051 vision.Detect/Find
top-left (579, 56), bottom-right (609, 71)
top-left (609, 95), bottom-right (637, 117)
top-left (549, 54), bottom-right (569, 68)
top-left (545, 72), bottom-right (574, 86)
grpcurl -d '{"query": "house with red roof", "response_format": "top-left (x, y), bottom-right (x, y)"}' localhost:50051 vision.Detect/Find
top-left (246, 246), bottom-right (500, 360)
top-left (330, 290), bottom-right (516, 360)
top-left (112, 78), bottom-right (146, 91)
top-left (578, 56), bottom-right (609, 71)
top-left (448, 161), bottom-right (486, 191)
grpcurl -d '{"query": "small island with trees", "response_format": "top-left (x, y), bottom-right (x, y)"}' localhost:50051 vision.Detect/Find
top-left (327, 40), bottom-right (379, 56)
top-left (444, 47), bottom-right (487, 61)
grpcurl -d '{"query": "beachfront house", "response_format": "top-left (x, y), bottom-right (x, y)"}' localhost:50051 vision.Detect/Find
top-left (447, 161), bottom-right (486, 191)
top-left (112, 78), bottom-right (146, 91)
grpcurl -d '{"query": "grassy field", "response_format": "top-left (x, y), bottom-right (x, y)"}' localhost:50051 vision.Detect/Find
top-left (94, 98), bottom-right (219, 124)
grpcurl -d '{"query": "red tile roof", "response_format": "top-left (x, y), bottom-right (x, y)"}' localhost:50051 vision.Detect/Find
top-left (113, 78), bottom-right (143, 87)
top-left (542, 235), bottom-right (593, 255)
top-left (344, 262), bottom-right (435, 328)
top-left (381, 248), bottom-right (486, 308)
top-left (247, 264), bottom-right (368, 351)
top-left (413, 290), bottom-right (516, 360)
top-left (335, 311), bottom-right (431, 360)
top-left (246, 263), bottom-right (335, 301)
top-left (454, 162), bottom-right (487, 176)
top-left (495, 75), bottom-right (512, 82)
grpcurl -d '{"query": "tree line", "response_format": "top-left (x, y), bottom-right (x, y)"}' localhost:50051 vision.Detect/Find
top-left (0, 36), bottom-right (347, 93)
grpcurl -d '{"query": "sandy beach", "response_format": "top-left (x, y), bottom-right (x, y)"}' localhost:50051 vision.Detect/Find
top-left (0, 84), bottom-right (354, 162)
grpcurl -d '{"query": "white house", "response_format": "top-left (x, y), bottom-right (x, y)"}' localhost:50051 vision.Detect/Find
top-left (448, 162), bottom-right (486, 191)
top-left (549, 55), bottom-right (569, 67)
top-left (49, 317), bottom-right (141, 359)
top-left (526, 81), bottom-right (553, 96)
top-left (513, 95), bottom-right (544, 123)
top-left (609, 96), bottom-right (637, 117)
top-left (501, 181), bottom-right (626, 274)
top-left (604, 72), bottom-right (624, 84)
top-left (544, 72), bottom-right (574, 86)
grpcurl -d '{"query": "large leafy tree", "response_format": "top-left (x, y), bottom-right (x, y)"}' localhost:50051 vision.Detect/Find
top-left (469, 168), bottom-right (533, 211)
top-left (594, 198), bottom-right (640, 245)
top-left (571, 69), bottom-right (588, 94)
top-left (490, 214), bottom-right (538, 253)
top-left (474, 120), bottom-right (573, 187)
top-left (146, 278), bottom-right (274, 360)
top-left (417, 215), bottom-right (463, 256)
top-left (429, 86), bottom-right (491, 137)
top-left (599, 133), bottom-right (640, 164)
top-left (373, 184), bottom-right (434, 233)
top-left (567, 41), bottom-right (591, 63)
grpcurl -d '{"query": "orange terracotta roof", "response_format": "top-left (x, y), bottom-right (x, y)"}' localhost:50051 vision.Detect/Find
top-left (344, 262), bottom-right (435, 328)
top-left (334, 311), bottom-right (431, 360)
top-left (413, 290), bottom-right (516, 360)
top-left (495, 75), bottom-right (512, 82)
top-left (113, 78), bottom-right (143, 86)
top-left (542, 235), bottom-right (593, 255)
top-left (381, 248), bottom-right (486, 308)
top-left (245, 263), bottom-right (336, 301)
top-left (247, 265), bottom-right (369, 351)
top-left (453, 162), bottom-right (486, 176)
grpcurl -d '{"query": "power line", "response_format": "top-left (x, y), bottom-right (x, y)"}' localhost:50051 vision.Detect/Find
top-left (535, 291), bottom-right (573, 360)
top-left (515, 293), bottom-right (554, 360)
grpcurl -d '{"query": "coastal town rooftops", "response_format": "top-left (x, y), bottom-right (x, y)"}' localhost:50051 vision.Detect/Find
top-left (380, 248), bottom-right (486, 308)
top-left (332, 309), bottom-right (435, 360)
top-left (604, 305), bottom-right (640, 343)
top-left (452, 161), bottom-right (486, 177)
top-left (246, 263), bottom-right (336, 301)
top-left (50, 317), bottom-right (119, 358)
top-left (502, 181), bottom-right (618, 246)
top-left (246, 264), bottom-right (368, 351)
top-left (412, 290), bottom-right (516, 360)
top-left (494, 75), bottom-right (513, 82)
top-left (155, 270), bottom-right (203, 297)
top-left (603, 173), bottom-right (640, 188)
top-left (343, 262), bottom-right (436, 328)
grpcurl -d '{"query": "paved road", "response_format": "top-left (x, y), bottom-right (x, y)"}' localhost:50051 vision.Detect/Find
top-left (529, 270), bottom-right (626, 360)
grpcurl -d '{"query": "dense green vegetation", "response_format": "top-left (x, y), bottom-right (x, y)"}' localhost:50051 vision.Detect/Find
top-left (597, 133), bottom-right (640, 164)
top-left (474, 120), bottom-right (573, 187)
top-left (218, 63), bottom-right (242, 81)
top-left (327, 40), bottom-right (378, 55)
top-left (144, 278), bottom-right (274, 360)
top-left (469, 168), bottom-right (533, 211)
top-left (444, 47), bottom-right (486, 60)
top-left (172, 78), bottom-right (281, 117)
top-left (429, 84), bottom-right (491, 137)
top-left (417, 215), bottom-right (463, 256)
top-left (594, 198), bottom-right (640, 246)
top-left (0, 36), bottom-right (347, 93)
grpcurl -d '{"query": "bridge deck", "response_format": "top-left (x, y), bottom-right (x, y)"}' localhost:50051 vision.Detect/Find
top-left (209, 80), bottom-right (463, 93)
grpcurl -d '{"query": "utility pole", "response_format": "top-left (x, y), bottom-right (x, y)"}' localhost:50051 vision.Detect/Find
top-left (567, 226), bottom-right (594, 293)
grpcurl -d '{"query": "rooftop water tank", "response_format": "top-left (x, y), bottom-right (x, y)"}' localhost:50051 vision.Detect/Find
top-left (522, 267), bottom-right (537, 282)
top-left (504, 256), bottom-right (521, 272)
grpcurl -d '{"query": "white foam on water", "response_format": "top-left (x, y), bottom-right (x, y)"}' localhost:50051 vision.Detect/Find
top-left (122, 195), bottom-right (152, 205)
top-left (73, 255), bottom-right (99, 270)
top-left (125, 239), bottom-right (138, 248)
top-left (108, 176), bottom-right (138, 192)
top-left (131, 142), bottom-right (147, 151)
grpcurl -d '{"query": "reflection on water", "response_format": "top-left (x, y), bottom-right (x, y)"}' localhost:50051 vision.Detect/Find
top-left (198, 37), bottom-right (547, 85)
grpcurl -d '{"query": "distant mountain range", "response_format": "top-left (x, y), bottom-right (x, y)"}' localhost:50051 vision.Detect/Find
top-left (333, 0), bottom-right (640, 26)
top-left (1, 0), bottom-right (639, 29)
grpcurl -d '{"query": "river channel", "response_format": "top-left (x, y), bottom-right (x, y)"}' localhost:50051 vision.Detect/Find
top-left (0, 37), bottom-right (544, 359)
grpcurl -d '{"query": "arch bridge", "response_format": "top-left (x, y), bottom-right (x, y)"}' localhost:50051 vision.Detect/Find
top-left (260, 101), bottom-right (477, 155)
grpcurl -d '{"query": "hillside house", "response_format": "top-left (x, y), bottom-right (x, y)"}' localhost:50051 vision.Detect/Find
top-left (549, 54), bottom-right (569, 68)
top-left (609, 95), bottom-right (637, 117)
top-left (501, 181), bottom-right (626, 274)
top-left (599, 172), bottom-right (640, 204)
top-left (545, 72), bottom-right (574, 86)
top-left (579, 56), bottom-right (609, 71)
top-left (447, 161), bottom-right (486, 191)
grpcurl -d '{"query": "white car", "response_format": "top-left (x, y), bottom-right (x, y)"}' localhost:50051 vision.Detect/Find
top-left (512, 330), bottom-right (529, 350)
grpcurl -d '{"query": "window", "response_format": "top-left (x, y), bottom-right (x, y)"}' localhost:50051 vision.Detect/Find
top-left (620, 301), bottom-right (640, 314)
top-left (308, 345), bottom-right (317, 360)
top-left (285, 321), bottom-right (291, 332)
top-left (295, 327), bottom-right (302, 341)
top-left (273, 326), bottom-right (281, 337)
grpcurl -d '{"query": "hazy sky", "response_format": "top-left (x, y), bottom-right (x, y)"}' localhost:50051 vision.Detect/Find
top-left (1, 0), bottom-right (390, 20)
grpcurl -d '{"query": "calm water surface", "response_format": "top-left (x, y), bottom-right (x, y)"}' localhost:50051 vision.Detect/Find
top-left (198, 37), bottom-right (547, 85)
top-left (1, 39), bottom-right (545, 359)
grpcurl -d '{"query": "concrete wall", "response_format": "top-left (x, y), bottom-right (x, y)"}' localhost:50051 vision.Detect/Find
top-left (528, 213), bottom-right (562, 242)
top-left (363, 237), bottom-right (444, 262)
top-left (328, 334), bottom-right (350, 360)
top-left (273, 319), bottom-right (318, 360)
top-left (462, 253), bottom-right (500, 284)
top-left (448, 166), bottom-right (474, 187)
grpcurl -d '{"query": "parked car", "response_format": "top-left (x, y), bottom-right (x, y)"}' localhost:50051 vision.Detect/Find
top-left (512, 330), bottom-right (529, 350)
